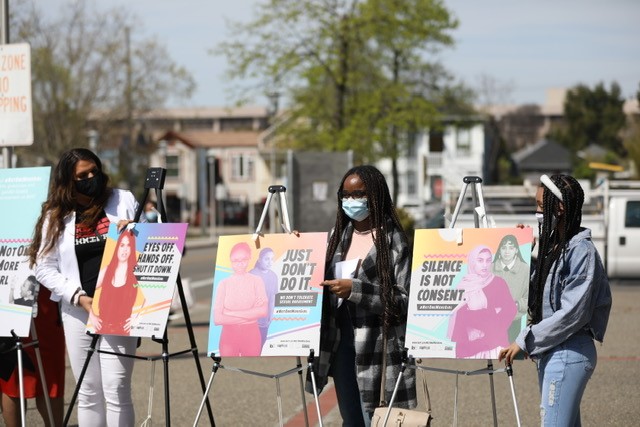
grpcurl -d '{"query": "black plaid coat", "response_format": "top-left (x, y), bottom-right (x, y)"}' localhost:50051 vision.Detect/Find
top-left (306, 221), bottom-right (417, 412)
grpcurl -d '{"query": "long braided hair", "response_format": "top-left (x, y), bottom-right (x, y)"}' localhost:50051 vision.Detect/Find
top-left (326, 165), bottom-right (407, 329)
top-left (28, 148), bottom-right (111, 267)
top-left (529, 174), bottom-right (584, 324)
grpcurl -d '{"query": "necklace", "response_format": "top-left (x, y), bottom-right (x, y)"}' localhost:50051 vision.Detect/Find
top-left (353, 228), bottom-right (372, 235)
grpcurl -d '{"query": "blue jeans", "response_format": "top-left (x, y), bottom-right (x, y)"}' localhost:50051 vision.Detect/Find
top-left (331, 305), bottom-right (370, 427)
top-left (536, 333), bottom-right (596, 427)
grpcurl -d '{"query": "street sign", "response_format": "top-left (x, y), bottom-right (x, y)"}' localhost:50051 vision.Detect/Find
top-left (0, 43), bottom-right (33, 146)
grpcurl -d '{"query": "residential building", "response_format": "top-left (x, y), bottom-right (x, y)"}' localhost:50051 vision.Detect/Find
top-left (376, 117), bottom-right (493, 221)
top-left (91, 106), bottom-right (276, 227)
top-left (87, 87), bottom-right (638, 228)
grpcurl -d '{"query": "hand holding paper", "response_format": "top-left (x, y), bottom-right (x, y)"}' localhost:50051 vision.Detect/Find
top-left (325, 259), bottom-right (361, 304)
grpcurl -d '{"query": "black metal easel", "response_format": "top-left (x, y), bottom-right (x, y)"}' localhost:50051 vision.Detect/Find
top-left (193, 185), bottom-right (324, 427)
top-left (381, 176), bottom-right (522, 427)
top-left (63, 167), bottom-right (214, 426)
top-left (2, 325), bottom-right (54, 427)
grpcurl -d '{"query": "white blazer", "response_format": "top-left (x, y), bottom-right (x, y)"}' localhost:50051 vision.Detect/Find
top-left (35, 189), bottom-right (140, 304)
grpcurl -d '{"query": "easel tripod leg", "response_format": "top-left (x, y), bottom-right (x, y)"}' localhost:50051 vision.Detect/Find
top-left (453, 373), bottom-right (459, 427)
top-left (275, 377), bottom-right (285, 427)
top-left (382, 361), bottom-right (408, 426)
top-left (30, 324), bottom-right (54, 426)
top-left (295, 356), bottom-right (309, 427)
top-left (307, 351), bottom-right (323, 427)
top-left (175, 273), bottom-right (215, 424)
top-left (193, 357), bottom-right (220, 427)
top-left (140, 360), bottom-right (156, 427)
top-left (9, 330), bottom-right (27, 427)
top-left (487, 359), bottom-right (498, 427)
top-left (506, 363), bottom-right (522, 427)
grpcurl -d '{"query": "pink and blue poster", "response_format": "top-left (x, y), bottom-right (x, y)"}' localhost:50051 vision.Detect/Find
top-left (0, 167), bottom-right (50, 337)
top-left (87, 222), bottom-right (188, 338)
top-left (406, 227), bottom-right (533, 359)
top-left (207, 232), bottom-right (327, 357)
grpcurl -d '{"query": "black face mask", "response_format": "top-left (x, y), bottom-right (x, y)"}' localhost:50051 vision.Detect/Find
top-left (75, 172), bottom-right (104, 198)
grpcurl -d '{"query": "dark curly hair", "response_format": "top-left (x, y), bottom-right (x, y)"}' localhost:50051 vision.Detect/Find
top-left (529, 174), bottom-right (584, 324)
top-left (29, 148), bottom-right (111, 267)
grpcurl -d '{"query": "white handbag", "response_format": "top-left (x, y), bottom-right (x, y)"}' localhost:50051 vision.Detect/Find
top-left (372, 334), bottom-right (433, 426)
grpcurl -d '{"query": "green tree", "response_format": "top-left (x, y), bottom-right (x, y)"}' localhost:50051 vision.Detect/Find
top-left (216, 0), bottom-right (473, 200)
top-left (550, 82), bottom-right (626, 157)
top-left (357, 0), bottom-right (472, 198)
top-left (11, 1), bottom-right (194, 186)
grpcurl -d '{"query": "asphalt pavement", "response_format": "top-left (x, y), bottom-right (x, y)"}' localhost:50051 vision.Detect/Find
top-left (10, 231), bottom-right (640, 426)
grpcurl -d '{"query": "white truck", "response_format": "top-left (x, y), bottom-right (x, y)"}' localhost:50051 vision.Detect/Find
top-left (440, 178), bottom-right (640, 279)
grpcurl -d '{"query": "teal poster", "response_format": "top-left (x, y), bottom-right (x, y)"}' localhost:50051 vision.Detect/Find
top-left (0, 167), bottom-right (51, 337)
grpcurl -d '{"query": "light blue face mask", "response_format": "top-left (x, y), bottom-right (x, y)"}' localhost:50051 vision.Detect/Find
top-left (342, 198), bottom-right (370, 222)
top-left (145, 211), bottom-right (158, 222)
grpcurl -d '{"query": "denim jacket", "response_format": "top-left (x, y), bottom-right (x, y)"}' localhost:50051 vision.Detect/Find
top-left (516, 228), bottom-right (612, 357)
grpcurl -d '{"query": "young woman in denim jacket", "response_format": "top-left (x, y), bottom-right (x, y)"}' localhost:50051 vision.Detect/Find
top-left (500, 174), bottom-right (612, 426)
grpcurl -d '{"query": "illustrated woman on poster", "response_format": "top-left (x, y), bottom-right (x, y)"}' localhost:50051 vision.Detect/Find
top-left (91, 229), bottom-right (145, 335)
top-left (249, 247), bottom-right (278, 347)
top-left (492, 234), bottom-right (530, 341)
top-left (448, 244), bottom-right (517, 359)
top-left (213, 242), bottom-right (268, 356)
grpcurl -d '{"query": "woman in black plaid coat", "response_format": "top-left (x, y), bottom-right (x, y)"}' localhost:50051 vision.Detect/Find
top-left (309, 165), bottom-right (416, 425)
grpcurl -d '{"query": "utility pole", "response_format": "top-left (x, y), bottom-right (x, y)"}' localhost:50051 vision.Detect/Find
top-left (1, 0), bottom-right (13, 168)
top-left (120, 25), bottom-right (134, 188)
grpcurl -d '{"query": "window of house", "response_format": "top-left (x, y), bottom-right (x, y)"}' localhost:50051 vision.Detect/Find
top-left (406, 170), bottom-right (417, 196)
top-left (429, 130), bottom-right (444, 152)
top-left (165, 154), bottom-right (180, 178)
top-left (220, 118), bottom-right (255, 131)
top-left (456, 128), bottom-right (471, 155)
top-left (230, 153), bottom-right (255, 181)
top-left (181, 118), bottom-right (214, 131)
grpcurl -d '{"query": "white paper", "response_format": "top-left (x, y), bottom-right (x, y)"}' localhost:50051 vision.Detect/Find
top-left (334, 259), bottom-right (361, 307)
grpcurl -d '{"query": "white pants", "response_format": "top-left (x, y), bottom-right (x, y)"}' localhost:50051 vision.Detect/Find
top-left (61, 303), bottom-right (137, 427)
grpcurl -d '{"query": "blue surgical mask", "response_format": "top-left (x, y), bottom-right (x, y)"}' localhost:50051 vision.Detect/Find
top-left (145, 211), bottom-right (158, 222)
top-left (342, 198), bottom-right (370, 221)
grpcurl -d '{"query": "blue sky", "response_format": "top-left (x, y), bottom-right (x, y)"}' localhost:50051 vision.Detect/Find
top-left (47, 0), bottom-right (640, 107)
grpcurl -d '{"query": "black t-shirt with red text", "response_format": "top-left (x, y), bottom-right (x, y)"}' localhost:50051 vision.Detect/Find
top-left (75, 210), bottom-right (110, 297)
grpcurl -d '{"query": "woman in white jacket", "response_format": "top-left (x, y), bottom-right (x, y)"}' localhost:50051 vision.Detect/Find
top-left (28, 148), bottom-right (142, 426)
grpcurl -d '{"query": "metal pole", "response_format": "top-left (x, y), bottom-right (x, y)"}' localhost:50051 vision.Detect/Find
top-left (197, 148), bottom-right (208, 234)
top-left (1, 0), bottom-right (13, 168)
top-left (0, 0), bottom-right (8, 44)
top-left (208, 155), bottom-right (216, 238)
top-left (269, 149), bottom-right (276, 233)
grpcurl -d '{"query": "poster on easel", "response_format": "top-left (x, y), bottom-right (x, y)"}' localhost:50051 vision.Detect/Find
top-left (405, 227), bottom-right (533, 359)
top-left (87, 222), bottom-right (188, 338)
top-left (207, 232), bottom-right (327, 357)
top-left (0, 167), bottom-right (51, 337)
